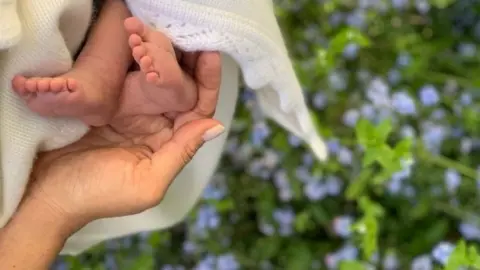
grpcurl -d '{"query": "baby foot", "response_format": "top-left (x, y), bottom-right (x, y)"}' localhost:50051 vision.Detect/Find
top-left (123, 17), bottom-right (196, 113)
top-left (11, 75), bottom-right (87, 116)
top-left (11, 72), bottom-right (112, 125)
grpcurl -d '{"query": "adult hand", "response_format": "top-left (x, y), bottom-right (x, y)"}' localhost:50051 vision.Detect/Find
top-left (0, 49), bottom-right (223, 270)
top-left (27, 51), bottom-right (223, 229)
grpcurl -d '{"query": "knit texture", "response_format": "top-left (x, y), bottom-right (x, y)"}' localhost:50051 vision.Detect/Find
top-left (0, 0), bottom-right (327, 252)
top-left (125, 0), bottom-right (327, 160)
top-left (0, 0), bottom-right (92, 227)
top-left (0, 0), bottom-right (22, 49)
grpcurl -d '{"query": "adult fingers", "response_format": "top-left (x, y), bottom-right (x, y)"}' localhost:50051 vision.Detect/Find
top-left (193, 51), bottom-right (222, 117)
top-left (136, 119), bottom-right (225, 205)
top-left (174, 51), bottom-right (222, 130)
top-left (180, 51), bottom-right (199, 75)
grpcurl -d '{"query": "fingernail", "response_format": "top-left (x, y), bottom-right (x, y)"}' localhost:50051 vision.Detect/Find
top-left (202, 125), bottom-right (225, 142)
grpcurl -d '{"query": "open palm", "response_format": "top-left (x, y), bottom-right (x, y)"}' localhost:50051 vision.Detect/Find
top-left (28, 51), bottom-right (223, 224)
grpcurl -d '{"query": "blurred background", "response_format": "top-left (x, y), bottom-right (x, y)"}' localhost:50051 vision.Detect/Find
top-left (54, 0), bottom-right (480, 269)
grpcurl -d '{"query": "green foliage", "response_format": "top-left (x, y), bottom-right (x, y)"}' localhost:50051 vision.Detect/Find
top-left (56, 0), bottom-right (480, 269)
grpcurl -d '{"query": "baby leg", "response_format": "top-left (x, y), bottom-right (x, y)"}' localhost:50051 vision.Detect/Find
top-left (117, 17), bottom-right (198, 116)
top-left (11, 0), bottom-right (132, 126)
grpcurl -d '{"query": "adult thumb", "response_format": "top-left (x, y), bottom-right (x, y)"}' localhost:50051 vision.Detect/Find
top-left (147, 119), bottom-right (225, 192)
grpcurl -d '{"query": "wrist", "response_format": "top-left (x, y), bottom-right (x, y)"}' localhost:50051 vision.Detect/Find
top-left (0, 193), bottom-right (86, 269)
top-left (12, 195), bottom-right (86, 240)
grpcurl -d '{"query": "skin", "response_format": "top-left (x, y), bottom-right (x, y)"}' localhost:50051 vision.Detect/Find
top-left (12, 0), bottom-right (198, 127)
top-left (0, 50), bottom-right (224, 270)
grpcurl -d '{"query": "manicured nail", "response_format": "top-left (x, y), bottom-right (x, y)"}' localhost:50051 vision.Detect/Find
top-left (202, 125), bottom-right (225, 142)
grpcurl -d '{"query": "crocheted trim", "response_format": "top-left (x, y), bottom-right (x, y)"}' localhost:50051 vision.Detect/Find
top-left (129, 8), bottom-right (328, 160)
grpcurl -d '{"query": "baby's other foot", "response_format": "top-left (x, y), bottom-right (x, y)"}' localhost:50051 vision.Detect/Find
top-left (11, 75), bottom-right (86, 116)
top-left (124, 17), bottom-right (181, 86)
top-left (123, 17), bottom-right (195, 112)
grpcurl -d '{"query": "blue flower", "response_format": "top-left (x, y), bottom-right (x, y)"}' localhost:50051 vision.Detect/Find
top-left (304, 180), bottom-right (327, 201)
top-left (183, 241), bottom-right (197, 254)
top-left (400, 125), bottom-right (416, 138)
top-left (419, 85), bottom-right (440, 106)
top-left (396, 52), bottom-right (411, 67)
top-left (461, 137), bottom-right (473, 154)
top-left (459, 92), bottom-right (472, 105)
top-left (414, 0), bottom-right (430, 14)
top-left (302, 153), bottom-right (314, 167)
top-left (343, 43), bottom-right (359, 59)
top-left (391, 91), bottom-right (416, 115)
top-left (295, 166), bottom-right (314, 183)
top-left (313, 92), bottom-right (328, 109)
top-left (391, 0), bottom-right (408, 10)
top-left (202, 182), bottom-right (226, 200)
top-left (327, 138), bottom-right (341, 155)
top-left (273, 208), bottom-right (295, 236)
top-left (411, 255), bottom-right (433, 270)
top-left (329, 12), bottom-right (344, 27)
top-left (366, 78), bottom-right (390, 107)
top-left (458, 42), bottom-right (476, 57)
top-left (421, 122), bottom-right (448, 153)
top-left (217, 254), bottom-right (240, 270)
top-left (343, 109), bottom-right (360, 127)
top-left (258, 219), bottom-right (275, 236)
top-left (328, 71), bottom-right (348, 91)
top-left (346, 10), bottom-right (366, 29)
top-left (360, 104), bottom-right (376, 120)
top-left (251, 121), bottom-right (271, 146)
top-left (274, 170), bottom-right (293, 202)
top-left (444, 168), bottom-right (461, 193)
top-left (431, 242), bottom-right (455, 265)
top-left (387, 69), bottom-right (402, 85)
top-left (459, 222), bottom-right (480, 241)
top-left (332, 215), bottom-right (353, 238)
top-left (383, 253), bottom-right (400, 270)
top-left (288, 133), bottom-right (302, 147)
top-left (194, 255), bottom-right (216, 270)
top-left (194, 205), bottom-right (221, 235)
top-left (337, 146), bottom-right (353, 165)
top-left (325, 175), bottom-right (343, 196)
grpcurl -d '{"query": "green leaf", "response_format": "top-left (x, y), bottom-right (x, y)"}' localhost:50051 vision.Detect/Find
top-left (309, 204), bottom-right (330, 226)
top-left (271, 132), bottom-right (289, 151)
top-left (251, 237), bottom-right (282, 260)
top-left (463, 107), bottom-right (480, 134)
top-left (295, 211), bottom-right (311, 232)
top-left (468, 245), bottom-right (480, 267)
top-left (356, 119), bottom-right (374, 147)
top-left (375, 145), bottom-right (395, 169)
top-left (393, 138), bottom-right (413, 159)
top-left (213, 199), bottom-right (235, 212)
top-left (127, 253), bottom-right (155, 270)
top-left (329, 28), bottom-right (371, 55)
top-left (429, 0), bottom-right (455, 8)
top-left (346, 168), bottom-right (374, 200)
top-left (371, 169), bottom-right (394, 186)
top-left (285, 242), bottom-right (312, 270)
top-left (339, 260), bottom-right (367, 270)
top-left (358, 196), bottom-right (384, 217)
top-left (424, 220), bottom-right (449, 247)
top-left (353, 215), bottom-right (379, 260)
top-left (409, 198), bottom-right (431, 220)
top-left (362, 150), bottom-right (377, 167)
top-left (315, 48), bottom-right (334, 73)
top-left (445, 240), bottom-right (468, 270)
top-left (375, 119), bottom-right (393, 143)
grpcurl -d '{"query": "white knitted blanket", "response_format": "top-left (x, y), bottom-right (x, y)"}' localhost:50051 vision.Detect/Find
top-left (0, 0), bottom-right (327, 251)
